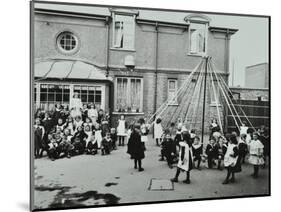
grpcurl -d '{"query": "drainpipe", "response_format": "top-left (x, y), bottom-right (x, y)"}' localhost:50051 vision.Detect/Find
top-left (154, 22), bottom-right (159, 118)
top-left (105, 16), bottom-right (110, 77)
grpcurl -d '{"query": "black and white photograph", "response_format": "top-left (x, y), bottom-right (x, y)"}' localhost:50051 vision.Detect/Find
top-left (30, 0), bottom-right (270, 211)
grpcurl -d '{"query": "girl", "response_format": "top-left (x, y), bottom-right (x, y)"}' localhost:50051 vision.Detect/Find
top-left (216, 136), bottom-right (228, 170)
top-left (71, 126), bottom-right (88, 155)
top-left (127, 123), bottom-right (145, 171)
top-left (117, 115), bottom-right (127, 146)
top-left (160, 132), bottom-right (174, 168)
top-left (222, 135), bottom-right (240, 184)
top-left (171, 131), bottom-right (193, 184)
top-left (69, 92), bottom-right (83, 118)
top-left (73, 115), bottom-right (83, 133)
top-left (154, 117), bottom-right (163, 146)
top-left (88, 104), bottom-right (98, 125)
top-left (101, 132), bottom-right (112, 155)
top-left (56, 118), bottom-right (65, 132)
top-left (81, 104), bottom-right (88, 122)
top-left (101, 112), bottom-right (110, 137)
top-left (240, 121), bottom-right (249, 136)
top-left (248, 132), bottom-right (264, 178)
top-left (94, 123), bottom-right (103, 149)
top-left (34, 118), bottom-right (45, 158)
top-left (210, 118), bottom-right (219, 139)
top-left (238, 134), bottom-right (248, 164)
top-left (139, 118), bottom-right (150, 150)
top-left (84, 124), bottom-right (93, 147)
top-left (58, 129), bottom-right (74, 159)
top-left (192, 136), bottom-right (203, 170)
top-left (64, 116), bottom-right (75, 135)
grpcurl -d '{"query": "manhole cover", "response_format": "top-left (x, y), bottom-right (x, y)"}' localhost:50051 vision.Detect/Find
top-left (148, 178), bottom-right (174, 191)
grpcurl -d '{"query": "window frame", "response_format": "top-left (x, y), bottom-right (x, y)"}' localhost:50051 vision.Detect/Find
top-left (56, 31), bottom-right (80, 55)
top-left (188, 22), bottom-right (208, 56)
top-left (112, 13), bottom-right (136, 51)
top-left (114, 76), bottom-right (143, 113)
top-left (167, 79), bottom-right (179, 105)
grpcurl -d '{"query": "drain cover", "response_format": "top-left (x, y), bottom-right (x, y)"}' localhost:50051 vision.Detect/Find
top-left (148, 178), bottom-right (174, 191)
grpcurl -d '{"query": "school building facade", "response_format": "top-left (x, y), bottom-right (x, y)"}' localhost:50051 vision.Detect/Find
top-left (33, 3), bottom-right (238, 130)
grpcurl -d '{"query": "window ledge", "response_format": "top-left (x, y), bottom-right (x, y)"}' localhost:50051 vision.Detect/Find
top-left (187, 52), bottom-right (206, 57)
top-left (112, 112), bottom-right (144, 115)
top-left (110, 47), bottom-right (136, 52)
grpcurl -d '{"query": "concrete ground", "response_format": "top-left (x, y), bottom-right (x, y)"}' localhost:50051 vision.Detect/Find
top-left (33, 136), bottom-right (269, 210)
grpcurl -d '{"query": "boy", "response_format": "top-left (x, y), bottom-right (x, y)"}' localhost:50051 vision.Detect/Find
top-left (205, 137), bottom-right (218, 169)
top-left (101, 132), bottom-right (112, 155)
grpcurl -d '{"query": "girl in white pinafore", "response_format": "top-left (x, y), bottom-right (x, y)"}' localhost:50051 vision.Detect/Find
top-left (154, 118), bottom-right (163, 146)
top-left (94, 123), bottom-right (103, 149)
top-left (248, 132), bottom-right (264, 178)
top-left (117, 115), bottom-right (127, 146)
top-left (171, 134), bottom-right (193, 184)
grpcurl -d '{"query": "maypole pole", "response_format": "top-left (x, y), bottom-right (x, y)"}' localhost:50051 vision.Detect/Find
top-left (201, 56), bottom-right (209, 144)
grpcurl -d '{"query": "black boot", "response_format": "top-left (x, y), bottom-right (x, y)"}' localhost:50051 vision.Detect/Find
top-left (171, 168), bottom-right (180, 182)
top-left (183, 171), bottom-right (191, 184)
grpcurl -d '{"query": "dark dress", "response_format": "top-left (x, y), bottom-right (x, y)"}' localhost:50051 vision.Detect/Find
top-left (127, 131), bottom-right (145, 160)
top-left (71, 131), bottom-right (88, 154)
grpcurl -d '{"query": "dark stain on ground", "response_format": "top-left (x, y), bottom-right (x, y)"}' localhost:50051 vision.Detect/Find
top-left (115, 177), bottom-right (120, 179)
top-left (36, 175), bottom-right (43, 180)
top-left (49, 190), bottom-right (120, 208)
top-left (105, 182), bottom-right (118, 187)
top-left (35, 185), bottom-right (72, 192)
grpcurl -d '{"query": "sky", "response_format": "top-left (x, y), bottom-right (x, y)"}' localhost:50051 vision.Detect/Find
top-left (35, 3), bottom-right (269, 87)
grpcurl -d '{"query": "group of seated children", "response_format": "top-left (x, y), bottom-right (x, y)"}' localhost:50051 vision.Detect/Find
top-left (34, 104), bottom-right (119, 161)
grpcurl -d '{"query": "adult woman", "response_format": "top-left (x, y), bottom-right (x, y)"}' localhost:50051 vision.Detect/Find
top-left (69, 92), bottom-right (83, 118)
top-left (127, 123), bottom-right (145, 172)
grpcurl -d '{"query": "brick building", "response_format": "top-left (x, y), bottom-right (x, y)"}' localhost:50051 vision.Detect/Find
top-left (33, 2), bottom-right (238, 131)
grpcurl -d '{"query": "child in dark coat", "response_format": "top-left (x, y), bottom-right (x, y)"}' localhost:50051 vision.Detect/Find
top-left (205, 137), bottom-right (218, 169)
top-left (160, 132), bottom-right (174, 168)
top-left (127, 123), bottom-right (145, 171)
top-left (71, 126), bottom-right (88, 155)
top-left (101, 132), bottom-right (112, 155)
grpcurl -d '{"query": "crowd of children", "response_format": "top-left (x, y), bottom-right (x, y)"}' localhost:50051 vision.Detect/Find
top-left (153, 117), bottom-right (269, 184)
top-left (34, 103), bottom-right (125, 161)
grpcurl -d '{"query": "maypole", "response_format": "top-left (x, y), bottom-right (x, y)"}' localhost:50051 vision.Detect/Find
top-left (201, 56), bottom-right (209, 144)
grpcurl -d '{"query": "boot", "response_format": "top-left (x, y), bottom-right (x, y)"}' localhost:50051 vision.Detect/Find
top-left (183, 171), bottom-right (191, 184)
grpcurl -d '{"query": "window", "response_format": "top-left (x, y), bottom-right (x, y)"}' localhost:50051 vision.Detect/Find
top-left (210, 80), bottom-right (221, 105)
top-left (73, 85), bottom-right (102, 108)
top-left (168, 79), bottom-right (178, 104)
top-left (39, 84), bottom-right (70, 111)
top-left (57, 31), bottom-right (79, 54)
top-left (113, 14), bottom-right (135, 50)
top-left (116, 77), bottom-right (143, 112)
top-left (189, 23), bottom-right (207, 55)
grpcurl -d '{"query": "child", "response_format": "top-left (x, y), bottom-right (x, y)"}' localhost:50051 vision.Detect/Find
top-left (101, 132), bottom-right (112, 155)
top-left (210, 118), bottom-right (219, 139)
top-left (205, 137), bottom-right (218, 169)
top-left (160, 132), bottom-right (174, 168)
top-left (240, 121), bottom-right (248, 136)
top-left (47, 133), bottom-right (59, 161)
top-left (168, 122), bottom-right (177, 141)
top-left (81, 104), bottom-right (88, 122)
top-left (84, 124), bottom-right (93, 147)
top-left (110, 128), bottom-right (117, 150)
top-left (192, 136), bottom-right (203, 170)
top-left (154, 117), bottom-right (163, 146)
top-left (222, 135), bottom-right (240, 184)
top-left (171, 132), bottom-right (193, 184)
top-left (238, 134), bottom-right (248, 164)
top-left (216, 136), bottom-right (228, 170)
top-left (56, 118), bottom-right (65, 132)
top-left (94, 123), bottom-right (103, 149)
top-left (101, 112), bottom-right (110, 137)
top-left (71, 126), bottom-right (88, 155)
top-left (73, 115), bottom-right (83, 133)
top-left (58, 129), bottom-right (74, 159)
top-left (64, 116), bottom-right (75, 135)
top-left (34, 118), bottom-right (45, 159)
top-left (139, 118), bottom-right (150, 151)
top-left (117, 115), bottom-right (127, 146)
top-left (248, 132), bottom-right (264, 178)
top-left (127, 123), bottom-right (145, 171)
top-left (86, 133), bottom-right (98, 155)
top-left (83, 117), bottom-right (93, 130)
top-left (88, 104), bottom-right (98, 124)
